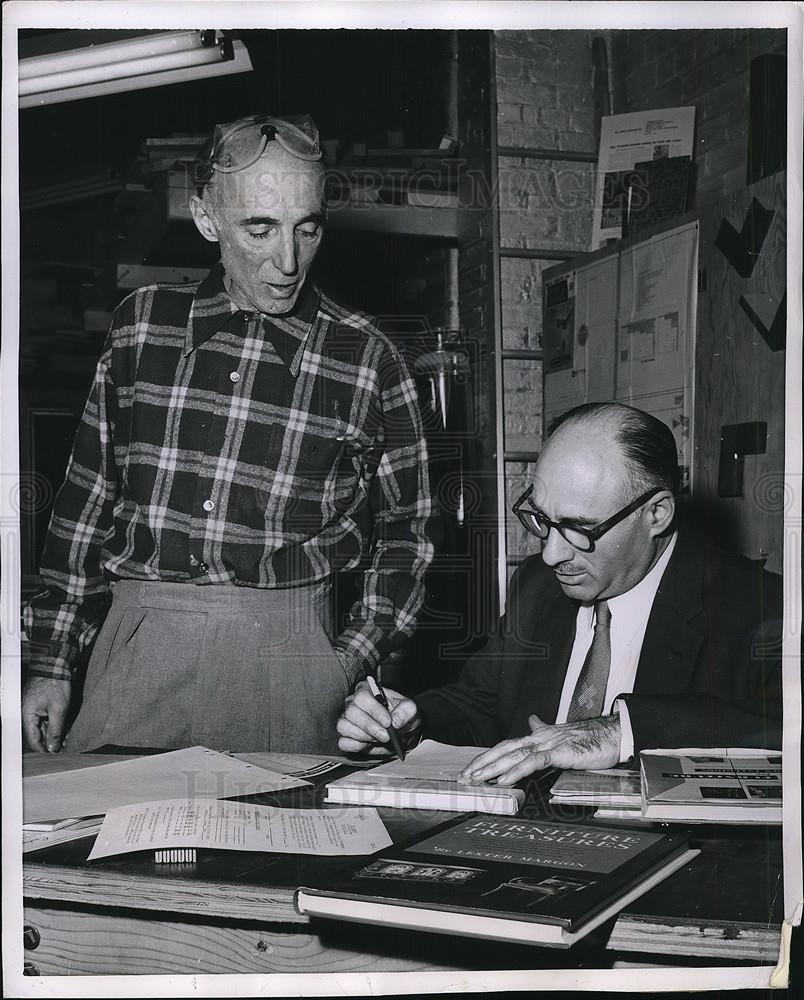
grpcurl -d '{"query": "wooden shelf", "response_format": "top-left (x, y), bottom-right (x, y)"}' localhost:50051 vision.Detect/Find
top-left (497, 146), bottom-right (597, 164)
top-left (325, 202), bottom-right (469, 240)
top-left (501, 349), bottom-right (542, 361)
top-left (499, 247), bottom-right (577, 261)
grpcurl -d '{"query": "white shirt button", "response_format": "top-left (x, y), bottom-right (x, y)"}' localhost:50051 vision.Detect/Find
top-left (202, 499), bottom-right (215, 512)
top-left (229, 371), bottom-right (240, 383)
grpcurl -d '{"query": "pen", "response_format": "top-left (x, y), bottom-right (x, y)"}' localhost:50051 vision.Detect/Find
top-left (366, 674), bottom-right (406, 761)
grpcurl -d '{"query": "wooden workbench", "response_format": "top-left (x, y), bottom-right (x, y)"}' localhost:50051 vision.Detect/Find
top-left (20, 752), bottom-right (783, 977)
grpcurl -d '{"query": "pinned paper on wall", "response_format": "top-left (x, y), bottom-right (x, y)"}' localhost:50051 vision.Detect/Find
top-left (616, 221), bottom-right (698, 489)
top-left (543, 221), bottom-right (698, 491)
top-left (591, 107), bottom-right (696, 250)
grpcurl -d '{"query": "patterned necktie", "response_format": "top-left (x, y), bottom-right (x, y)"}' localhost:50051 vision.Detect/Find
top-left (566, 600), bottom-right (612, 722)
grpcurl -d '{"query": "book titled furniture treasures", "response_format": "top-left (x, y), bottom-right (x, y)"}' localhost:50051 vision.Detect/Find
top-left (295, 813), bottom-right (697, 948)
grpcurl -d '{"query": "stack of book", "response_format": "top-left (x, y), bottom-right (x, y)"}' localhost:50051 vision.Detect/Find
top-left (547, 749), bottom-right (782, 825)
top-left (549, 768), bottom-right (642, 820)
top-left (640, 748), bottom-right (782, 824)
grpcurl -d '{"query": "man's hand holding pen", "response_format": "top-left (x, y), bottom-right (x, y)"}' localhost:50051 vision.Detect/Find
top-left (365, 675), bottom-right (407, 760)
top-left (337, 680), bottom-right (422, 757)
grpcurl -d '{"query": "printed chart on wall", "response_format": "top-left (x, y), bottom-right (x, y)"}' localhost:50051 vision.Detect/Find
top-left (616, 221), bottom-right (698, 490)
top-left (542, 256), bottom-right (620, 431)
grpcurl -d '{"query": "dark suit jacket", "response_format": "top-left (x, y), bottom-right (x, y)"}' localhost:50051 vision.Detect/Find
top-left (417, 528), bottom-right (783, 752)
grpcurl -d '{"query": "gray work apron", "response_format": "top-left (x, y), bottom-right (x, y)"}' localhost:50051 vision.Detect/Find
top-left (64, 580), bottom-right (352, 753)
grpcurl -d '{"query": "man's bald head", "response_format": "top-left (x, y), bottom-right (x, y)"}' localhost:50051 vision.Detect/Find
top-left (202, 141), bottom-right (325, 211)
top-left (546, 402), bottom-right (681, 503)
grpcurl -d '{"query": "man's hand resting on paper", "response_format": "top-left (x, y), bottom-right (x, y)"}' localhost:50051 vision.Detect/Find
top-left (460, 713), bottom-right (621, 786)
top-left (22, 676), bottom-right (72, 753)
top-left (337, 680), bottom-right (421, 755)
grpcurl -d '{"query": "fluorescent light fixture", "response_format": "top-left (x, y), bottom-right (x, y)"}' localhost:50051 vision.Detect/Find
top-left (19, 31), bottom-right (252, 108)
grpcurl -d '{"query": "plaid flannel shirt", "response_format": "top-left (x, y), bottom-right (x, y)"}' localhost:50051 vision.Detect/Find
top-left (26, 263), bottom-right (434, 684)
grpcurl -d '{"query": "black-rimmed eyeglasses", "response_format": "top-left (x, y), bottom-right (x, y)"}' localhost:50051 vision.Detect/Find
top-left (511, 484), bottom-right (665, 552)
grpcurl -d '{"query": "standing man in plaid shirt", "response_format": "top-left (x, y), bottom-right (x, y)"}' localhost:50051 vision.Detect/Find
top-left (22, 113), bottom-right (433, 754)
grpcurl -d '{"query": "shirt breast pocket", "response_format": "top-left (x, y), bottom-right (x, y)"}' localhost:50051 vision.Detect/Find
top-left (319, 431), bottom-right (376, 514)
top-left (257, 425), bottom-right (374, 520)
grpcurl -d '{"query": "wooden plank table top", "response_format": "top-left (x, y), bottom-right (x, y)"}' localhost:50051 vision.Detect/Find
top-left (20, 751), bottom-right (784, 975)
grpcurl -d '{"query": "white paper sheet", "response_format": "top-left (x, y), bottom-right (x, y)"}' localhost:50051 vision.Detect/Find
top-left (615, 221), bottom-right (698, 489)
top-left (87, 798), bottom-right (392, 860)
top-left (23, 746), bottom-right (309, 824)
top-left (642, 747), bottom-right (783, 758)
top-left (591, 107), bottom-right (696, 248)
top-left (234, 750), bottom-right (376, 778)
top-left (23, 818), bottom-right (104, 853)
top-left (370, 740), bottom-right (489, 782)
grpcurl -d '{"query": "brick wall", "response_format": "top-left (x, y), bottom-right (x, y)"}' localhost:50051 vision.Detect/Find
top-left (494, 30), bottom-right (598, 564)
top-left (610, 29), bottom-right (787, 205)
top-left (491, 28), bottom-right (786, 570)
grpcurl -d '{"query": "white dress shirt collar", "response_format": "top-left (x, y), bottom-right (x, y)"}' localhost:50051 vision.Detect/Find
top-left (606, 531), bottom-right (678, 639)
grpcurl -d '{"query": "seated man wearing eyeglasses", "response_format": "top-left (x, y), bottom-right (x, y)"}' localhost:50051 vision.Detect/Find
top-left (23, 113), bottom-right (432, 755)
top-left (337, 402), bottom-right (783, 781)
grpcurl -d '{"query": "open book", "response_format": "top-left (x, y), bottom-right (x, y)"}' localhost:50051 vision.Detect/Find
top-left (325, 740), bottom-right (525, 815)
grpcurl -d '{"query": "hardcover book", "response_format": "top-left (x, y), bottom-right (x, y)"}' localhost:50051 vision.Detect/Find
top-left (295, 813), bottom-right (696, 947)
top-left (640, 748), bottom-right (782, 824)
top-left (325, 740), bottom-right (525, 815)
top-left (549, 768), bottom-right (642, 809)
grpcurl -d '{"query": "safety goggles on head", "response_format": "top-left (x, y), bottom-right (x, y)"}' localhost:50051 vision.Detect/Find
top-left (210, 113), bottom-right (321, 172)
